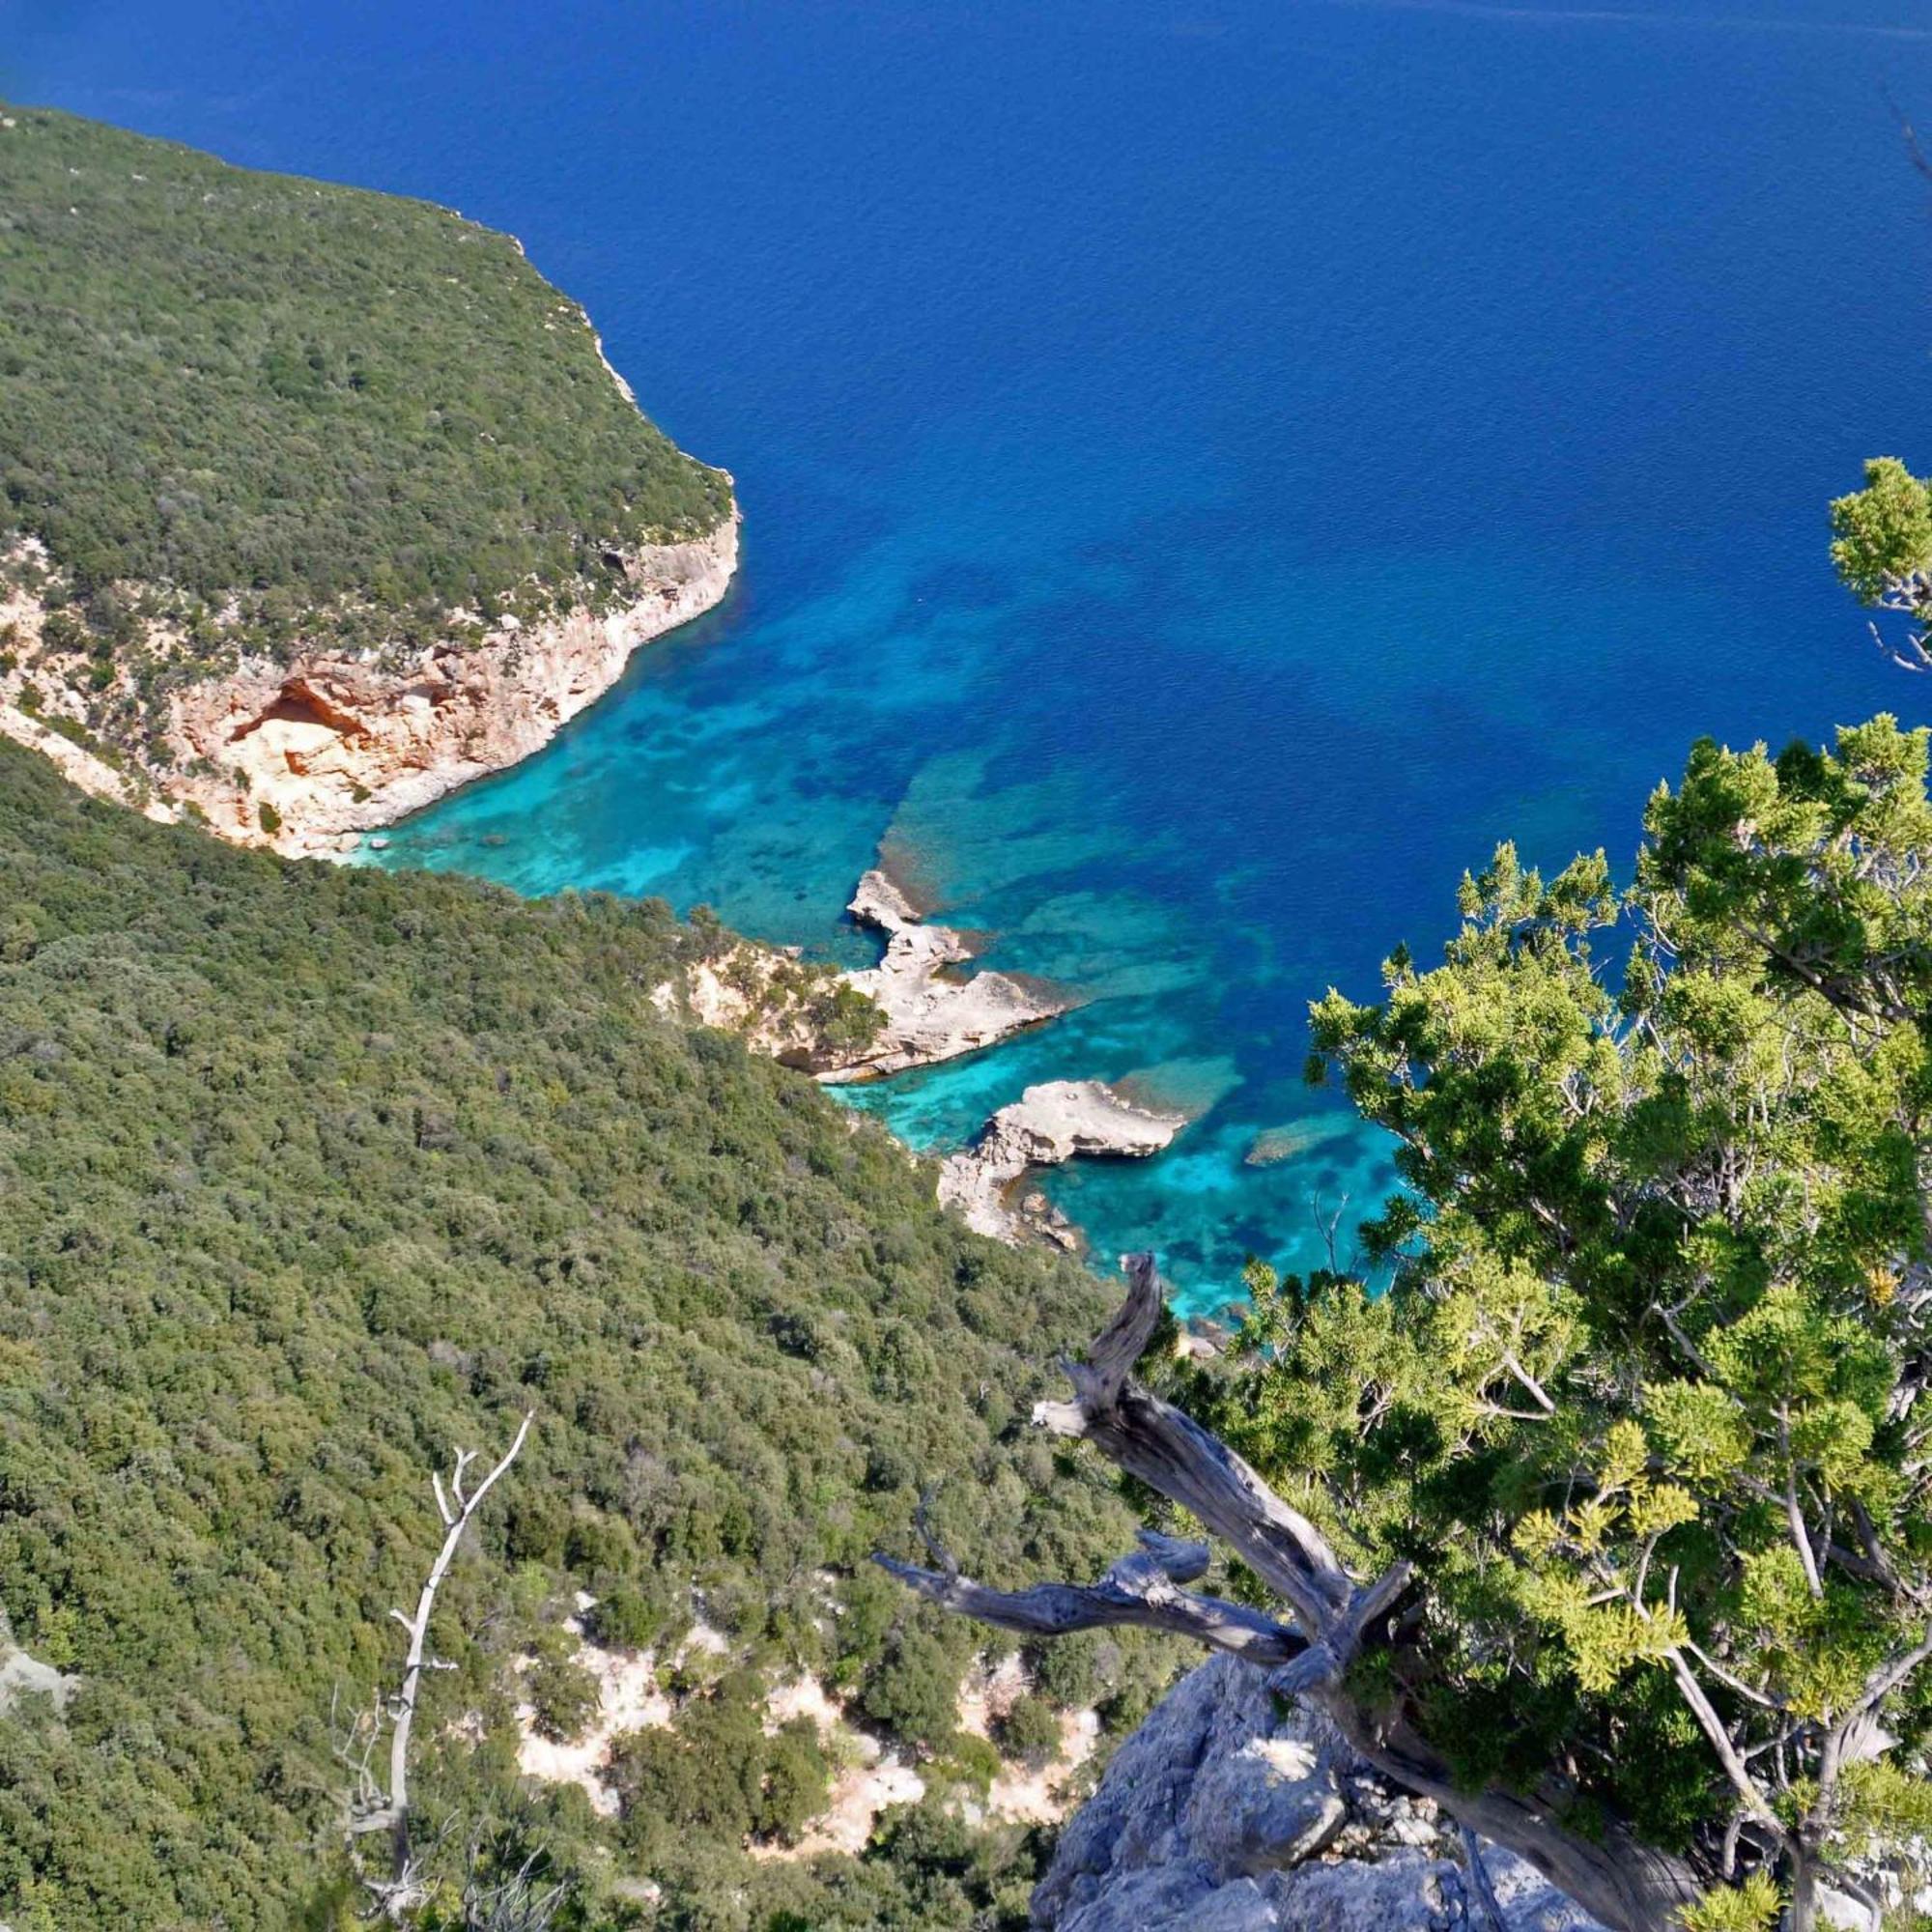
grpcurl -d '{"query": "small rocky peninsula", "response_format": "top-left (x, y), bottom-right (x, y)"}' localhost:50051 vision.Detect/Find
top-left (830, 868), bottom-right (1077, 1078)
top-left (667, 867), bottom-right (1073, 1081)
top-left (662, 861), bottom-right (1192, 1254)
top-left (938, 1079), bottom-right (1190, 1245)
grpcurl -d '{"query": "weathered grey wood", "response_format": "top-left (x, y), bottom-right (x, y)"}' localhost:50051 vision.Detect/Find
top-left (880, 1256), bottom-right (1709, 1932)
top-left (874, 1527), bottom-right (1308, 1667)
top-left (342, 1410), bottom-right (534, 1920)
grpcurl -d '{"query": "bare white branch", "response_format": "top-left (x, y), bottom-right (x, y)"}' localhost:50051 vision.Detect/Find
top-left (336, 1410), bottom-right (534, 1920)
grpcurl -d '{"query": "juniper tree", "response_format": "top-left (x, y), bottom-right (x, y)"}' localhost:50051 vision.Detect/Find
top-left (883, 716), bottom-right (1932, 1932)
top-left (1831, 456), bottom-right (1932, 668)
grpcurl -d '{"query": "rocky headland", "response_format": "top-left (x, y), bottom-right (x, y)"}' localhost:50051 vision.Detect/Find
top-left (666, 865), bottom-right (1074, 1083)
top-left (0, 514), bottom-right (738, 860)
top-left (661, 872), bottom-right (1186, 1255)
top-left (939, 1079), bottom-right (1190, 1245)
top-left (827, 868), bottom-right (1076, 1078)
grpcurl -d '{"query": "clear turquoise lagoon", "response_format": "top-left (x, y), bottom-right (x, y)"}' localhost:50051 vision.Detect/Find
top-left (14, 0), bottom-right (1932, 1313)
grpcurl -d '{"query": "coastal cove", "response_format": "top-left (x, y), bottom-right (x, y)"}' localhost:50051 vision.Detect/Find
top-left (19, 0), bottom-right (1932, 1314)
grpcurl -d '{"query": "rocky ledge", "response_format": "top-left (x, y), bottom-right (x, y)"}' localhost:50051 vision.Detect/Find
top-left (173, 515), bottom-right (740, 857)
top-left (821, 869), bottom-right (1075, 1081)
top-left (939, 1079), bottom-right (1189, 1244)
top-left (1039, 1652), bottom-right (1601, 1932)
top-left (0, 514), bottom-right (739, 859)
top-left (668, 866), bottom-right (1075, 1084)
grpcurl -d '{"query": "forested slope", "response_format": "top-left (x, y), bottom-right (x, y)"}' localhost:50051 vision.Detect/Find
top-left (0, 738), bottom-right (1153, 1930)
top-left (0, 103), bottom-right (730, 639)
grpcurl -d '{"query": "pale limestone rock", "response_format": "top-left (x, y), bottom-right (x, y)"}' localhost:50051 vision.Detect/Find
top-left (938, 1079), bottom-right (1188, 1242)
top-left (1036, 1654), bottom-right (1602, 1932)
top-left (0, 1609), bottom-right (74, 1718)
top-left (818, 868), bottom-right (1074, 1080)
top-left (0, 506), bottom-right (737, 861)
top-left (167, 515), bottom-right (739, 856)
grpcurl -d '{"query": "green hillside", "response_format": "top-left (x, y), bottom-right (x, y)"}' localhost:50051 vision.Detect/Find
top-left (0, 738), bottom-right (1160, 1930)
top-left (0, 104), bottom-right (730, 658)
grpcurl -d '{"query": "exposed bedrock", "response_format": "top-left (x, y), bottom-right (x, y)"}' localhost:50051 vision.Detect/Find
top-left (938, 1079), bottom-right (1189, 1244)
top-left (816, 868), bottom-right (1076, 1081)
top-left (167, 514), bottom-right (740, 856)
top-left (1037, 1653), bottom-right (1603, 1932)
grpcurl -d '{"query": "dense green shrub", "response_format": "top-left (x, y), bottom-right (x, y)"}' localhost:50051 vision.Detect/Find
top-left (992, 1694), bottom-right (1062, 1769)
top-left (524, 1653), bottom-right (602, 1747)
top-left (0, 738), bottom-right (1157, 1929)
top-left (0, 104), bottom-right (731, 663)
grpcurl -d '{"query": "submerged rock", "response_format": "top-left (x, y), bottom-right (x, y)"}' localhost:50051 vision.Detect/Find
top-left (1036, 1654), bottom-right (1602, 1932)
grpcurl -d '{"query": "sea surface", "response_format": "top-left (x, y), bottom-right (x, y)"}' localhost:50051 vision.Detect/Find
top-left (12, 0), bottom-right (1932, 1314)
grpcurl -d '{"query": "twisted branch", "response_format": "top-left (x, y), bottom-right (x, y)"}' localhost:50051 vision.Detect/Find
top-left (876, 1254), bottom-right (1707, 1932)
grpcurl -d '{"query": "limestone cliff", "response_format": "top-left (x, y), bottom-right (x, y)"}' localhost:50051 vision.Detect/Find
top-left (169, 514), bottom-right (738, 857)
top-left (0, 516), bottom-right (737, 858)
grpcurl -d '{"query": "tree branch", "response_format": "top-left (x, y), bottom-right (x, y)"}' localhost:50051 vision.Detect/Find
top-left (345, 1410), bottom-right (534, 1921)
top-left (873, 1527), bottom-right (1309, 1667)
top-left (878, 1256), bottom-right (1710, 1932)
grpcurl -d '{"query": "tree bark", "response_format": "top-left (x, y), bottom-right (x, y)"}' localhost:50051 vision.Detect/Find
top-left (348, 1410), bottom-right (533, 1919)
top-left (879, 1255), bottom-right (1709, 1932)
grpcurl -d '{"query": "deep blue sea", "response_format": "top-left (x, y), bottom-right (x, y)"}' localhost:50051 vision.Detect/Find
top-left (11, 0), bottom-right (1932, 1313)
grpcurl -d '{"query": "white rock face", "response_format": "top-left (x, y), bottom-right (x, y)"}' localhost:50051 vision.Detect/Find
top-left (939, 1079), bottom-right (1189, 1242)
top-left (0, 1610), bottom-right (74, 1718)
top-left (819, 868), bottom-right (1074, 1080)
top-left (0, 515), bottom-right (739, 859)
top-left (1036, 1654), bottom-right (1603, 1932)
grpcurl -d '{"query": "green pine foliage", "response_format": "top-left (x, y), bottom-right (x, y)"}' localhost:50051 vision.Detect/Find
top-left (0, 104), bottom-right (731, 659)
top-left (0, 736), bottom-right (1150, 1930)
top-left (1179, 716), bottom-right (1932, 1918)
top-left (1832, 458), bottom-right (1932, 607)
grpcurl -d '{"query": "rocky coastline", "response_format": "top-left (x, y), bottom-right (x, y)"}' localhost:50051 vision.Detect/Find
top-left (826, 868), bottom-right (1076, 1079)
top-left (0, 514), bottom-right (739, 860)
top-left (170, 514), bottom-right (739, 858)
top-left (938, 1079), bottom-right (1190, 1246)
top-left (660, 859), bottom-right (1193, 1256)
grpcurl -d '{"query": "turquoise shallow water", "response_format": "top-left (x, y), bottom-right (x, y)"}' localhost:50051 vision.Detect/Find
top-left (13, 0), bottom-right (1932, 1314)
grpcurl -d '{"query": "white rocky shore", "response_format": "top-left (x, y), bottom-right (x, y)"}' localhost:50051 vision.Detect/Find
top-left (939, 1079), bottom-right (1190, 1244)
top-left (171, 515), bottom-right (739, 857)
top-left (0, 515), bottom-right (739, 860)
top-left (665, 865), bottom-right (1073, 1084)
top-left (826, 868), bottom-right (1075, 1080)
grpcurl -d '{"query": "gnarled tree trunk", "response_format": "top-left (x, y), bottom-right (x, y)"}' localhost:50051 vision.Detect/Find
top-left (876, 1255), bottom-right (1707, 1932)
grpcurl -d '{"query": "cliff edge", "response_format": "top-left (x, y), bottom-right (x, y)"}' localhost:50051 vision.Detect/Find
top-left (1037, 1654), bottom-right (1603, 1932)
top-left (0, 103), bottom-right (737, 855)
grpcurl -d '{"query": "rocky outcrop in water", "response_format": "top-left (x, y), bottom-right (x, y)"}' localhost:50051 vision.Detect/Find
top-left (818, 869), bottom-right (1074, 1081)
top-left (938, 1079), bottom-right (1189, 1243)
top-left (1037, 1654), bottom-right (1602, 1932)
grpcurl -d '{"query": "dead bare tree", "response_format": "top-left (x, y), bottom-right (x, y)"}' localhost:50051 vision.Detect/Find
top-left (1859, 566), bottom-right (1932, 672)
top-left (874, 1255), bottom-right (1708, 1932)
top-left (334, 1410), bottom-right (535, 1921)
top-left (457, 1827), bottom-right (570, 1932)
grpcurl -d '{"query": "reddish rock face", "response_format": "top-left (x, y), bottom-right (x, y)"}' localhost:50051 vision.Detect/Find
top-left (161, 515), bottom-right (739, 857)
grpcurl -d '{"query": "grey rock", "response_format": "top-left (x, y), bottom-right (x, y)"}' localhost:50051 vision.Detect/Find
top-left (1035, 1655), bottom-right (1604, 1932)
top-left (1187, 1736), bottom-right (1348, 1876)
